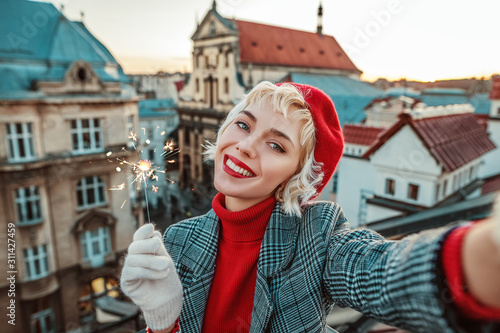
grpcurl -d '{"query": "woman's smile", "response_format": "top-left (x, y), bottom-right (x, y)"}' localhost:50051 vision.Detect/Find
top-left (224, 154), bottom-right (256, 178)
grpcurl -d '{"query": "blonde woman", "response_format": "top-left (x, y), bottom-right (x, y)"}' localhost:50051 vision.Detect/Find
top-left (121, 81), bottom-right (500, 333)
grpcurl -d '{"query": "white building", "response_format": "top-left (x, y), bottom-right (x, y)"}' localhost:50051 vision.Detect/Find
top-left (479, 77), bottom-right (500, 179)
top-left (337, 105), bottom-right (495, 227)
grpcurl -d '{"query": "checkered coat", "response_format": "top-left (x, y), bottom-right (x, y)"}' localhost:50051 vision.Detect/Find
top-left (163, 201), bottom-right (492, 333)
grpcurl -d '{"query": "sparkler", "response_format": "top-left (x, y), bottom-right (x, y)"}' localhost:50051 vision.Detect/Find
top-left (107, 131), bottom-right (180, 224)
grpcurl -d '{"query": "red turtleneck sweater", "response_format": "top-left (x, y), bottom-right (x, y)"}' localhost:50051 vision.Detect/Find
top-left (200, 193), bottom-right (276, 332)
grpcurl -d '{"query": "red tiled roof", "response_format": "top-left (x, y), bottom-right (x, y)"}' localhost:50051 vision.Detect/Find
top-left (236, 20), bottom-right (360, 73)
top-left (489, 77), bottom-right (500, 99)
top-left (344, 124), bottom-right (385, 146)
top-left (363, 113), bottom-right (496, 172)
top-left (481, 175), bottom-right (500, 195)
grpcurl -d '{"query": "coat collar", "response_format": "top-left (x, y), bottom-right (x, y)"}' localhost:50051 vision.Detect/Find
top-left (181, 202), bottom-right (300, 278)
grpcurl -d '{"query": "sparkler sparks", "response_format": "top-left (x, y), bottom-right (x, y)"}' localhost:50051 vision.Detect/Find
top-left (108, 135), bottom-right (180, 224)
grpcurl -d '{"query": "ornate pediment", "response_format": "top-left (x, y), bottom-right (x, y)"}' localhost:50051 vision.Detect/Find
top-left (191, 4), bottom-right (237, 41)
top-left (35, 60), bottom-right (121, 95)
top-left (72, 209), bottom-right (117, 234)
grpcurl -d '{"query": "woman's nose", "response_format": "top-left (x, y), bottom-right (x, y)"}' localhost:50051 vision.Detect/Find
top-left (236, 135), bottom-right (257, 158)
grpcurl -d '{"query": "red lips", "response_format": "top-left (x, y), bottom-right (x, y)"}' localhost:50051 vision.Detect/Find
top-left (223, 154), bottom-right (256, 178)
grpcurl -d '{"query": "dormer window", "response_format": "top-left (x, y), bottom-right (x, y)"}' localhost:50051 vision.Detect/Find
top-left (77, 67), bottom-right (88, 83)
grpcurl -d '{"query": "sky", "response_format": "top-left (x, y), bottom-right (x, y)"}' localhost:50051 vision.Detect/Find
top-left (37, 0), bottom-right (500, 82)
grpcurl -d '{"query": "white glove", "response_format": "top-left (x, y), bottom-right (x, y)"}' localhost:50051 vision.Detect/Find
top-left (120, 224), bottom-right (183, 330)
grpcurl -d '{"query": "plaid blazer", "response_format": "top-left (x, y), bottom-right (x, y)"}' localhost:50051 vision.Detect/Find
top-left (163, 201), bottom-right (494, 333)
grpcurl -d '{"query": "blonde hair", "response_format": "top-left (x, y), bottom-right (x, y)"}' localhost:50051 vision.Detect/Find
top-left (204, 81), bottom-right (323, 216)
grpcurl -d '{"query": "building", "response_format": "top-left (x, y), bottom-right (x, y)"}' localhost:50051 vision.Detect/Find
top-left (176, 1), bottom-right (381, 208)
top-left (0, 1), bottom-right (142, 332)
top-left (130, 72), bottom-right (185, 102)
top-left (337, 105), bottom-right (495, 228)
top-left (480, 77), bottom-right (500, 179)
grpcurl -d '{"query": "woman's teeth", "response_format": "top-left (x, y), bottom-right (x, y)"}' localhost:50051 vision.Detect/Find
top-left (226, 158), bottom-right (253, 177)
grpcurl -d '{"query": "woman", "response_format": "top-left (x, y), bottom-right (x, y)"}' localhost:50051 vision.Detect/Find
top-left (121, 81), bottom-right (500, 333)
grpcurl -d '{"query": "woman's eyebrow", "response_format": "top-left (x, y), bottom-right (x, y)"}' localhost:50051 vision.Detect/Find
top-left (241, 110), bottom-right (257, 122)
top-left (241, 109), bottom-right (295, 147)
top-left (270, 128), bottom-right (294, 147)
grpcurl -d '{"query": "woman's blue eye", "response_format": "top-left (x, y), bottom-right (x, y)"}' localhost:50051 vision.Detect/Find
top-left (236, 121), bottom-right (249, 131)
top-left (270, 142), bottom-right (285, 153)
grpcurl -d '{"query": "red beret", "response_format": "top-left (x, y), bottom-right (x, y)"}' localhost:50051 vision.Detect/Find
top-left (277, 82), bottom-right (344, 197)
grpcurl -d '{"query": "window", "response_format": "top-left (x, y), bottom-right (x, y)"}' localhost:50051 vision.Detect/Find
top-left (76, 176), bottom-right (106, 209)
top-left (71, 118), bottom-right (103, 154)
top-left (209, 20), bottom-right (216, 36)
top-left (408, 183), bottom-right (419, 200)
top-left (78, 276), bottom-right (119, 321)
top-left (435, 183), bottom-right (440, 202)
top-left (225, 52), bottom-right (229, 68)
top-left (6, 122), bottom-right (36, 162)
top-left (148, 148), bottom-right (155, 162)
top-left (27, 298), bottom-right (56, 333)
top-left (196, 78), bottom-right (200, 93)
top-left (80, 227), bottom-right (111, 267)
top-left (331, 173), bottom-right (338, 193)
top-left (127, 115), bottom-right (134, 133)
top-left (224, 77), bottom-right (229, 94)
top-left (15, 185), bottom-right (43, 225)
top-left (385, 178), bottom-right (395, 195)
top-left (31, 308), bottom-right (56, 333)
top-left (442, 179), bottom-right (448, 197)
top-left (23, 244), bottom-right (49, 280)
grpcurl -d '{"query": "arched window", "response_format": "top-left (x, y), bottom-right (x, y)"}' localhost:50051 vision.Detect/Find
top-left (76, 176), bottom-right (105, 209)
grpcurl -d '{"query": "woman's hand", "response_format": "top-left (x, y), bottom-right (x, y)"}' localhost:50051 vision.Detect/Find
top-left (463, 195), bottom-right (500, 309)
top-left (120, 224), bottom-right (183, 331)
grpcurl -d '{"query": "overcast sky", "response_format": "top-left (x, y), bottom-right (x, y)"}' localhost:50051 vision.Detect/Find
top-left (37, 0), bottom-right (500, 82)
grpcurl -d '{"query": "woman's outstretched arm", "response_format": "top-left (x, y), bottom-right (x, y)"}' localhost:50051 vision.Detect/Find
top-left (463, 217), bottom-right (500, 308)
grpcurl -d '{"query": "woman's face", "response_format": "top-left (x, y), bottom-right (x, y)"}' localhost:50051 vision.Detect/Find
top-left (214, 100), bottom-right (303, 211)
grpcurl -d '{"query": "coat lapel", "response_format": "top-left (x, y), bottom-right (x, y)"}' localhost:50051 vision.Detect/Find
top-left (178, 210), bottom-right (220, 331)
top-left (250, 204), bottom-right (300, 332)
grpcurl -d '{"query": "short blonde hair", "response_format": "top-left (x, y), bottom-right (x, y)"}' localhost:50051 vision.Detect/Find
top-left (204, 81), bottom-right (323, 216)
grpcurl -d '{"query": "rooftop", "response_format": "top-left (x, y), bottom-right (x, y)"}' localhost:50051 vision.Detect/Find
top-left (363, 112), bottom-right (496, 172)
top-left (236, 20), bottom-right (360, 73)
top-left (286, 73), bottom-right (384, 126)
top-left (343, 124), bottom-right (385, 146)
top-left (0, 0), bottom-right (129, 99)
